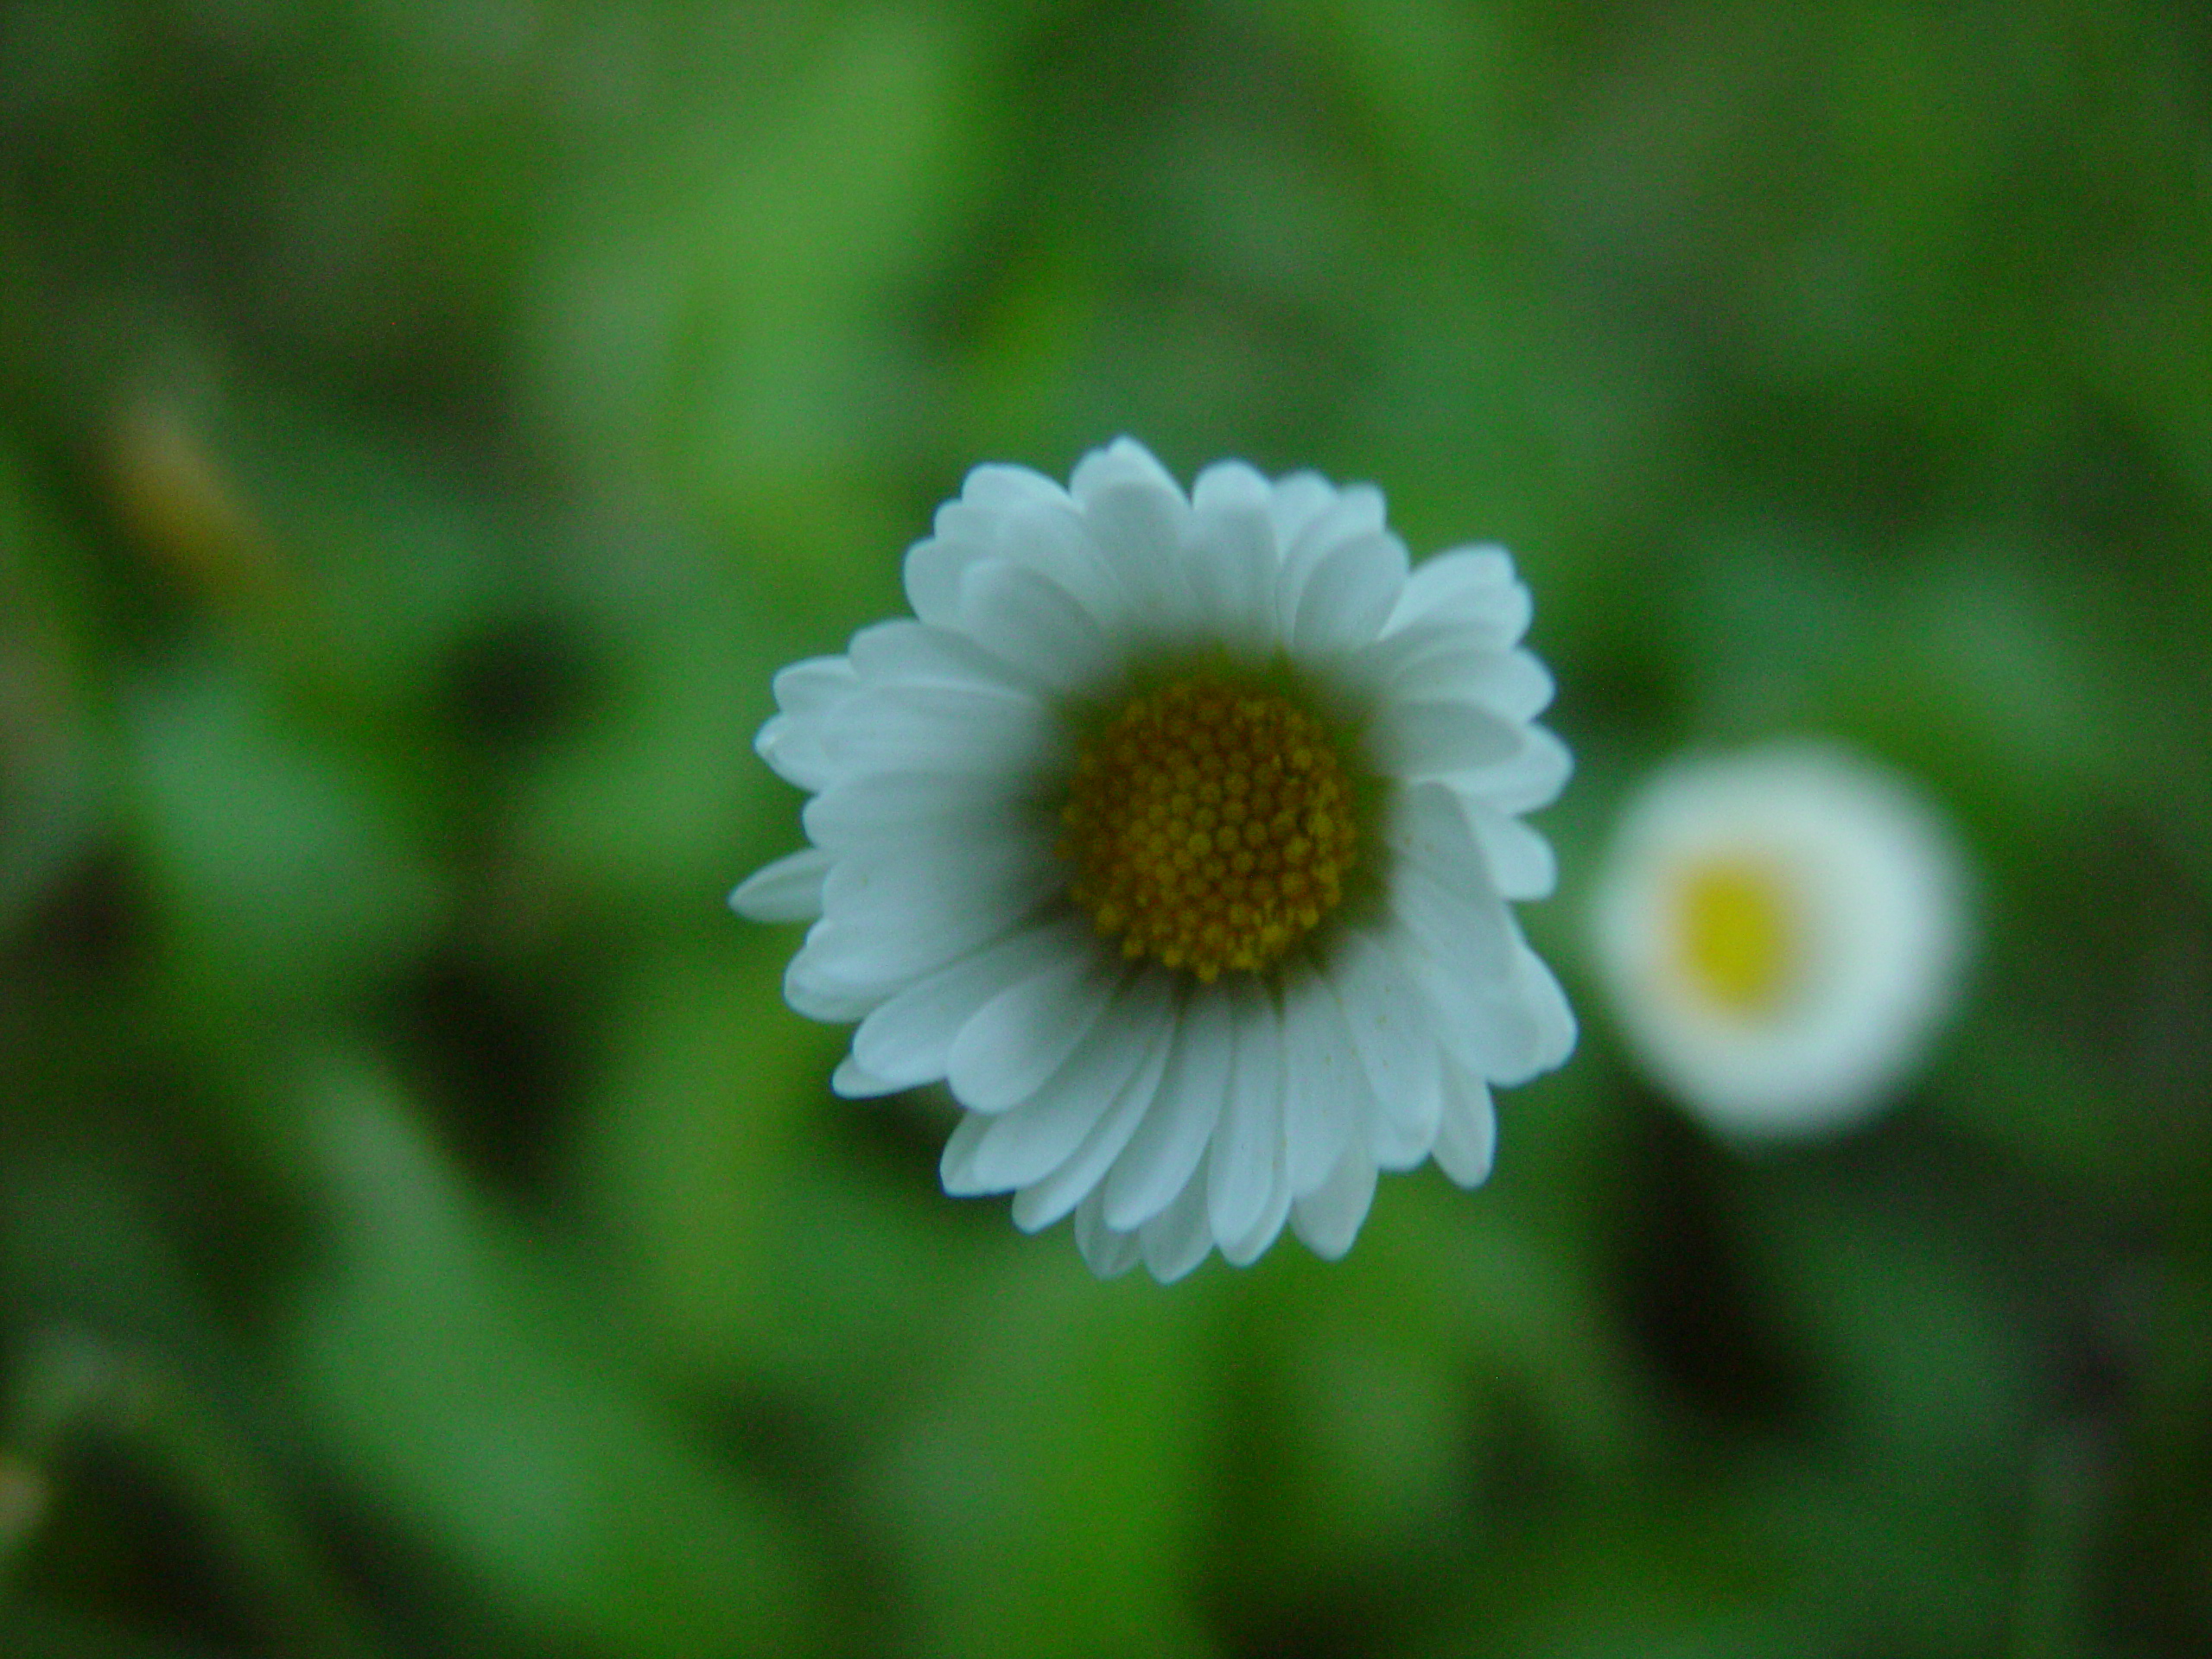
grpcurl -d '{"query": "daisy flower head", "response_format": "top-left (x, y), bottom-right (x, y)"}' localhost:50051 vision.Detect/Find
top-left (733, 438), bottom-right (1574, 1281)
top-left (1592, 742), bottom-right (1969, 1142)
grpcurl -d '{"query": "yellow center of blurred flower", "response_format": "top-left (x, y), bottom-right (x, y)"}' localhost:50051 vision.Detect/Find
top-left (1061, 677), bottom-right (1358, 982)
top-left (1673, 856), bottom-right (1799, 1016)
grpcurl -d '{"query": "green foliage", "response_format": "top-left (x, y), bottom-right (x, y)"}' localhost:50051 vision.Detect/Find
top-left (1, 1), bottom-right (2207, 1655)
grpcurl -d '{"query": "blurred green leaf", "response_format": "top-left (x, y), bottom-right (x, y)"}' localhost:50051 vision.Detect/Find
top-left (508, 551), bottom-right (789, 916)
top-left (0, 447), bottom-right (107, 934)
top-left (869, 1254), bottom-right (1214, 1659)
top-left (577, 933), bottom-right (893, 1390)
top-left (291, 1058), bottom-right (819, 1659)
top-left (525, 10), bottom-right (993, 532)
top-left (1739, 1172), bottom-right (2034, 1470)
top-left (122, 654), bottom-right (445, 1012)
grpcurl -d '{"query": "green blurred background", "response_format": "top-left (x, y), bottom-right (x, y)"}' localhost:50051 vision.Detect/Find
top-left (3, 1), bottom-right (2209, 1654)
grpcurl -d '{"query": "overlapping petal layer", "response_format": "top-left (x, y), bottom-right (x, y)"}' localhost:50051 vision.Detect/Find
top-left (734, 437), bottom-right (1573, 1279)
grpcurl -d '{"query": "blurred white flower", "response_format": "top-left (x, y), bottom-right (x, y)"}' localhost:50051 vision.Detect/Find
top-left (734, 438), bottom-right (1573, 1280)
top-left (1592, 743), bottom-right (1968, 1140)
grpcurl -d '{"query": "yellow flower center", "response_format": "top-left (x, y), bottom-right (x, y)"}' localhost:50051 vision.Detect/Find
top-left (1060, 677), bottom-right (1359, 982)
top-left (1672, 855), bottom-right (1799, 1016)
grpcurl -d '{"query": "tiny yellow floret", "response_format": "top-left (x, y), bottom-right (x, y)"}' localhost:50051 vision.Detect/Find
top-left (1672, 855), bottom-right (1799, 1017)
top-left (1061, 678), bottom-right (1357, 980)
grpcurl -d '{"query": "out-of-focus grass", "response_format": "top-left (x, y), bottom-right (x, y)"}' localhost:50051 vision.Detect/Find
top-left (2, 2), bottom-right (2208, 1656)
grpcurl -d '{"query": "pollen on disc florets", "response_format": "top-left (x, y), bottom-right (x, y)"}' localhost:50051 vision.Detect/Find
top-left (1059, 677), bottom-right (1359, 982)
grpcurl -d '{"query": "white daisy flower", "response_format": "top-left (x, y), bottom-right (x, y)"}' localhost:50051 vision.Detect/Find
top-left (1592, 742), bottom-right (1969, 1141)
top-left (732, 437), bottom-right (1574, 1280)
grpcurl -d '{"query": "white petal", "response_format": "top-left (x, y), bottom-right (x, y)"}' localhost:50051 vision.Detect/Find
top-left (1332, 929), bottom-right (1444, 1171)
top-left (1389, 645), bottom-right (1554, 721)
top-left (1464, 799), bottom-right (1558, 899)
top-left (1010, 984), bottom-right (1176, 1231)
top-left (962, 1088), bottom-right (1115, 1197)
top-left (831, 1053), bottom-right (906, 1099)
top-left (817, 683), bottom-right (1065, 778)
top-left (1185, 465), bottom-right (1281, 649)
top-left (1141, 1173), bottom-right (1217, 1283)
top-left (1370, 698), bottom-right (1525, 778)
top-left (1070, 435), bottom-right (1181, 504)
top-left (1206, 978), bottom-right (1283, 1249)
top-left (802, 768), bottom-right (1024, 851)
top-left (1221, 1149), bottom-right (1292, 1267)
top-left (961, 461), bottom-right (1072, 514)
top-left (903, 531), bottom-right (990, 626)
top-left (1510, 941), bottom-right (1579, 1077)
top-left (958, 558), bottom-right (1117, 694)
top-left (847, 620), bottom-right (1020, 695)
top-left (849, 920), bottom-right (1085, 1089)
top-left (1103, 988), bottom-right (1232, 1231)
top-left (1192, 458), bottom-right (1273, 515)
top-left (755, 658), bottom-right (859, 789)
top-left (728, 847), bottom-right (833, 923)
top-left (1292, 531), bottom-right (1408, 655)
top-left (995, 501), bottom-right (1128, 631)
top-left (755, 726), bottom-right (836, 791)
top-left (783, 952), bottom-right (880, 1022)
top-left (938, 1111), bottom-right (993, 1194)
top-left (1275, 484), bottom-right (1385, 632)
top-left (912, 461), bottom-right (1076, 603)
top-left (1396, 925), bottom-right (1564, 1087)
top-left (1264, 469), bottom-right (1343, 551)
top-left (1387, 781), bottom-right (1516, 917)
top-left (1369, 1041), bottom-right (1441, 1173)
top-left (1278, 962), bottom-right (1366, 1196)
top-left (1432, 1061), bottom-right (1498, 1187)
top-left (1452, 723), bottom-right (1573, 815)
top-left (1081, 474), bottom-right (1192, 636)
top-left (912, 477), bottom-right (1128, 638)
top-left (1291, 1140), bottom-right (1377, 1261)
top-left (771, 655), bottom-right (859, 718)
top-left (947, 950), bottom-right (1118, 1114)
top-left (822, 834), bottom-right (1054, 923)
top-left (962, 980), bottom-right (1162, 1192)
top-left (929, 499), bottom-right (999, 548)
top-left (1386, 858), bottom-right (1515, 986)
top-left (1384, 543), bottom-right (1529, 645)
top-left (1073, 1187), bottom-right (1143, 1277)
top-left (804, 840), bottom-right (1065, 990)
